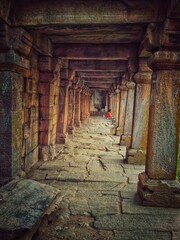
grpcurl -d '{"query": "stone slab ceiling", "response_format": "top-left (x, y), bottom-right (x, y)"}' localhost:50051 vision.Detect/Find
top-left (1, 0), bottom-right (170, 90)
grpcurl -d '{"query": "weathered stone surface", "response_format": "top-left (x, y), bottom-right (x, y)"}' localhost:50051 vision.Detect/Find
top-left (127, 149), bottom-right (146, 165)
top-left (0, 179), bottom-right (60, 240)
top-left (114, 231), bottom-right (171, 240)
top-left (138, 172), bottom-right (180, 208)
top-left (94, 214), bottom-right (180, 231)
top-left (146, 57), bottom-right (179, 180)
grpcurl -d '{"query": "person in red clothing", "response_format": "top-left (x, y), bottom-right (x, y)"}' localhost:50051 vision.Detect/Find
top-left (105, 109), bottom-right (111, 119)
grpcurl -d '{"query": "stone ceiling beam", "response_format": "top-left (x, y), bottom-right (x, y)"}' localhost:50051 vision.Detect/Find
top-left (10, 0), bottom-right (167, 26)
top-left (82, 78), bottom-right (117, 83)
top-left (69, 60), bottom-right (127, 71)
top-left (54, 43), bottom-right (137, 59)
top-left (79, 72), bottom-right (121, 78)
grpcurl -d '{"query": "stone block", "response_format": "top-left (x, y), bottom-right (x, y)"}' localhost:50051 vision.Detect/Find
top-left (39, 131), bottom-right (50, 145)
top-left (0, 179), bottom-right (60, 240)
top-left (39, 119), bottom-right (51, 132)
top-left (39, 107), bottom-right (50, 119)
top-left (38, 56), bottom-right (52, 71)
top-left (31, 80), bottom-right (38, 93)
top-left (24, 92), bottom-right (32, 108)
top-left (116, 127), bottom-right (123, 136)
top-left (39, 95), bottom-right (50, 107)
top-left (110, 126), bottom-right (116, 135)
top-left (25, 146), bottom-right (39, 171)
top-left (114, 231), bottom-right (171, 240)
top-left (120, 134), bottom-right (131, 146)
top-left (39, 82), bottom-right (50, 95)
top-left (94, 214), bottom-right (180, 232)
top-left (127, 148), bottom-right (146, 165)
top-left (138, 172), bottom-right (180, 208)
top-left (31, 93), bottom-right (39, 107)
top-left (39, 145), bottom-right (51, 161)
top-left (0, 155), bottom-right (11, 177)
top-left (39, 72), bottom-right (54, 83)
top-left (0, 110), bottom-right (11, 134)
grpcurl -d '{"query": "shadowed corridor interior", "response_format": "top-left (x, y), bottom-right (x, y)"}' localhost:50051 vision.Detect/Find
top-left (0, 0), bottom-right (180, 239)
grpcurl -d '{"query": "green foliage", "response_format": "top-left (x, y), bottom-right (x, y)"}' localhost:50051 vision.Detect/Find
top-left (177, 140), bottom-right (180, 181)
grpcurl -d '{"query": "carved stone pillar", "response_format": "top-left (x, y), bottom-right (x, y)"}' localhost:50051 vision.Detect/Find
top-left (138, 50), bottom-right (180, 208)
top-left (120, 80), bottom-right (136, 146)
top-left (116, 81), bottom-right (128, 136)
top-left (127, 59), bottom-right (152, 164)
top-left (56, 78), bottom-right (72, 144)
top-left (0, 24), bottom-right (32, 179)
top-left (74, 84), bottom-right (82, 127)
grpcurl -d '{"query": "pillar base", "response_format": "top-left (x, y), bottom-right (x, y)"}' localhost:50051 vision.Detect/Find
top-left (74, 120), bottom-right (81, 127)
top-left (120, 134), bottom-right (131, 146)
top-left (138, 172), bottom-right (180, 208)
top-left (127, 149), bottom-right (146, 165)
top-left (68, 126), bottom-right (75, 134)
top-left (116, 127), bottom-right (123, 136)
top-left (56, 133), bottom-right (68, 144)
top-left (110, 126), bottom-right (116, 135)
top-left (39, 145), bottom-right (56, 161)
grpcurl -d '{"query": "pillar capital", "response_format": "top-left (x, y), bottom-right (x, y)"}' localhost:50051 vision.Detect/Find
top-left (0, 23), bottom-right (32, 56)
top-left (126, 81), bottom-right (136, 89)
top-left (148, 50), bottom-right (180, 71)
top-left (115, 88), bottom-right (120, 94)
top-left (134, 72), bottom-right (152, 84)
top-left (60, 78), bottom-right (72, 88)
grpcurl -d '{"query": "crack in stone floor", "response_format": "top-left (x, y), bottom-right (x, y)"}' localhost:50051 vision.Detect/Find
top-left (28, 117), bottom-right (180, 240)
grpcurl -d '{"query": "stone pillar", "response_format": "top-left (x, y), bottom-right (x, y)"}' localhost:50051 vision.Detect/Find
top-left (56, 78), bottom-right (72, 144)
top-left (115, 87), bottom-right (121, 135)
top-left (138, 50), bottom-right (180, 208)
top-left (0, 24), bottom-right (32, 179)
top-left (127, 59), bottom-right (152, 164)
top-left (67, 78), bottom-right (79, 134)
top-left (109, 92), bottom-right (113, 113)
top-left (74, 81), bottom-right (83, 127)
top-left (116, 81), bottom-right (128, 137)
top-left (39, 57), bottom-right (62, 160)
top-left (120, 80), bottom-right (136, 146)
top-left (81, 86), bottom-right (86, 122)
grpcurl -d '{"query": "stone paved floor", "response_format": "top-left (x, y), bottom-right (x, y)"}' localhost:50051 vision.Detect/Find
top-left (28, 117), bottom-right (180, 240)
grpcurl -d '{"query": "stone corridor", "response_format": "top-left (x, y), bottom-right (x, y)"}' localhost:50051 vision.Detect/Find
top-left (0, 1), bottom-right (180, 239)
top-left (23, 117), bottom-right (179, 240)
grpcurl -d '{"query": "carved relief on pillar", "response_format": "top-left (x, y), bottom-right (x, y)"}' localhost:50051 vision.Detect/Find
top-left (137, 50), bottom-right (180, 208)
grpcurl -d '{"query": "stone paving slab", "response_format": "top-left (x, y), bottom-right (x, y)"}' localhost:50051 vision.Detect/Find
top-left (77, 181), bottom-right (125, 191)
top-left (122, 192), bottom-right (180, 215)
top-left (114, 231), bottom-right (171, 240)
top-left (94, 214), bottom-right (180, 231)
top-left (24, 116), bottom-right (180, 239)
